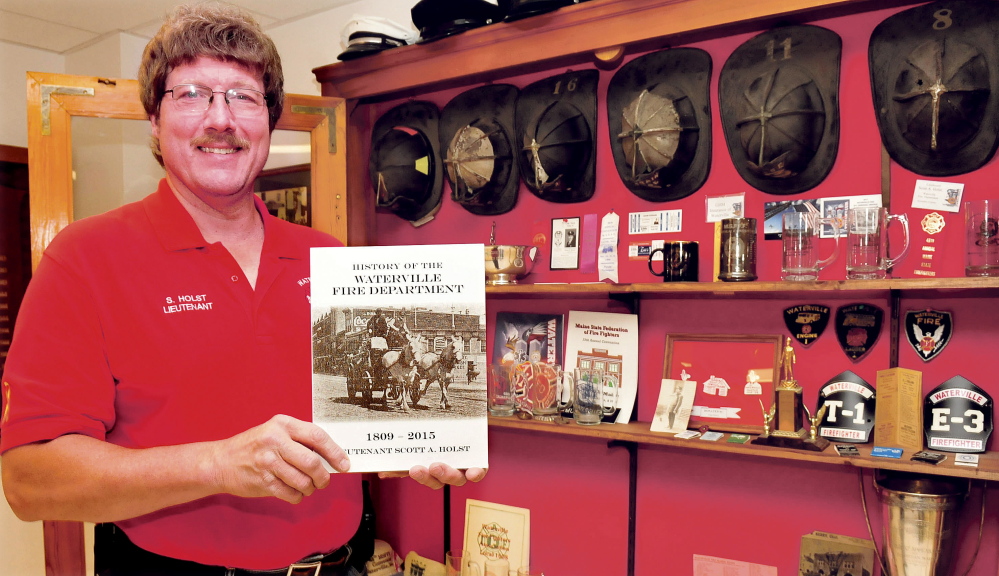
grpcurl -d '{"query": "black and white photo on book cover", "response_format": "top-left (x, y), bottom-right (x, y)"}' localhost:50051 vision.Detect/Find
top-left (310, 244), bottom-right (488, 472)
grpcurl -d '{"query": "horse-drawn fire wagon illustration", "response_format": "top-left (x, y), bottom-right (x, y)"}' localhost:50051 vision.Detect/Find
top-left (314, 307), bottom-right (473, 413)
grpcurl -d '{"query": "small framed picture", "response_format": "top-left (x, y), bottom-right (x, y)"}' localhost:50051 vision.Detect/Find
top-left (463, 499), bottom-right (530, 572)
top-left (663, 333), bottom-right (783, 434)
top-left (254, 163), bottom-right (311, 227)
top-left (549, 217), bottom-right (580, 270)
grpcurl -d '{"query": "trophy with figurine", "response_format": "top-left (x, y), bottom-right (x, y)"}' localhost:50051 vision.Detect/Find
top-left (751, 337), bottom-right (828, 451)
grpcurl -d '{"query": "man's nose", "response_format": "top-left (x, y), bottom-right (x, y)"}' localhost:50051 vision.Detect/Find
top-left (203, 93), bottom-right (237, 129)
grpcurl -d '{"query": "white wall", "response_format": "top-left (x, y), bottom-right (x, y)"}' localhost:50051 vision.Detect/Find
top-left (267, 0), bottom-right (417, 95)
top-left (0, 41), bottom-right (64, 148)
top-left (65, 32), bottom-right (164, 219)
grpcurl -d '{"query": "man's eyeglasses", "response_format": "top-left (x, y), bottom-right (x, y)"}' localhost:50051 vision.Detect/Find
top-left (163, 84), bottom-right (267, 115)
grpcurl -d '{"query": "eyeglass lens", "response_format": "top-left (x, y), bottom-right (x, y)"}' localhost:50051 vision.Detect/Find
top-left (167, 84), bottom-right (265, 115)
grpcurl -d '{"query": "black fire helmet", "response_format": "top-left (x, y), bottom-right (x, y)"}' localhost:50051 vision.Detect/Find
top-left (869, 0), bottom-right (999, 176)
top-left (369, 101), bottom-right (443, 224)
top-left (440, 84), bottom-right (520, 215)
top-left (607, 47), bottom-right (712, 201)
top-left (719, 25), bottom-right (841, 195)
top-left (515, 69), bottom-right (598, 203)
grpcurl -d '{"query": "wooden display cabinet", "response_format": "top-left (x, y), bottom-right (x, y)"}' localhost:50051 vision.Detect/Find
top-left (315, 1), bottom-right (999, 574)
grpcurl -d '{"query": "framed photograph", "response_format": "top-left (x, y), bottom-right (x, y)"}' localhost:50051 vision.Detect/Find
top-left (463, 499), bottom-right (530, 572)
top-left (662, 334), bottom-right (783, 434)
top-left (254, 163), bottom-right (311, 227)
top-left (549, 217), bottom-right (580, 270)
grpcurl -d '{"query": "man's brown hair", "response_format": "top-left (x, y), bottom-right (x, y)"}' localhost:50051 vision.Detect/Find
top-left (139, 2), bottom-right (284, 164)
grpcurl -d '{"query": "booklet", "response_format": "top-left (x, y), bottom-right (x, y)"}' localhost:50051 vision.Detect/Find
top-left (563, 310), bottom-right (639, 424)
top-left (310, 243), bottom-right (488, 473)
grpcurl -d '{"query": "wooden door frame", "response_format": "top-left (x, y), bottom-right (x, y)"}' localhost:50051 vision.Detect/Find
top-left (25, 71), bottom-right (347, 576)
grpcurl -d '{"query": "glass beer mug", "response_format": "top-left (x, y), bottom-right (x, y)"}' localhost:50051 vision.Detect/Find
top-left (845, 207), bottom-right (909, 279)
top-left (567, 367), bottom-right (618, 425)
top-left (781, 211), bottom-right (840, 281)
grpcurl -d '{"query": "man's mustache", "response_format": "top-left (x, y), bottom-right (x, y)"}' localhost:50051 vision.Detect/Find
top-left (191, 132), bottom-right (250, 150)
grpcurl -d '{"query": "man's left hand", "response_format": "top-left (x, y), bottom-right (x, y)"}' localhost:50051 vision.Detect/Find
top-left (378, 464), bottom-right (487, 489)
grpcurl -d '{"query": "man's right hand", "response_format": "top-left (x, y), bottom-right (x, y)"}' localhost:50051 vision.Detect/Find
top-left (1, 416), bottom-right (350, 523)
top-left (210, 414), bottom-right (350, 504)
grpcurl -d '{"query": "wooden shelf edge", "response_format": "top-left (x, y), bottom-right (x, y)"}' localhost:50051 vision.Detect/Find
top-left (485, 277), bottom-right (999, 298)
top-left (488, 416), bottom-right (999, 481)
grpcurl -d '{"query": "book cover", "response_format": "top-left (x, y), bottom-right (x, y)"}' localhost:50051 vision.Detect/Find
top-left (491, 312), bottom-right (564, 367)
top-left (563, 310), bottom-right (639, 424)
top-left (310, 243), bottom-right (487, 473)
top-left (799, 531), bottom-right (876, 576)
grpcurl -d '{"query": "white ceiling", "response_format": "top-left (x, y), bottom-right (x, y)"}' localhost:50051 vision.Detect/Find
top-left (0, 0), bottom-right (359, 54)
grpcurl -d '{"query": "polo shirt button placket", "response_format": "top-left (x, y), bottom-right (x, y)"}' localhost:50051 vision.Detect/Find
top-left (231, 275), bottom-right (239, 282)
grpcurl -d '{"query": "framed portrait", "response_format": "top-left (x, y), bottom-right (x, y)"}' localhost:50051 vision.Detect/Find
top-left (549, 217), bottom-right (580, 270)
top-left (254, 163), bottom-right (311, 227)
top-left (662, 334), bottom-right (783, 434)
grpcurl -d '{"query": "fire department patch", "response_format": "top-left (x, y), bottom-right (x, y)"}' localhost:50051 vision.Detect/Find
top-left (905, 309), bottom-right (952, 362)
top-left (835, 303), bottom-right (883, 361)
top-left (783, 304), bottom-right (830, 347)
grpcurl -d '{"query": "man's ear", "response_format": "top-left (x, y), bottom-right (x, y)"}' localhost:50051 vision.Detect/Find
top-left (150, 115), bottom-right (159, 138)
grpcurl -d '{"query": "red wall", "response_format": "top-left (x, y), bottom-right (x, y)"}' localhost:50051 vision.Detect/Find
top-left (366, 3), bottom-right (999, 574)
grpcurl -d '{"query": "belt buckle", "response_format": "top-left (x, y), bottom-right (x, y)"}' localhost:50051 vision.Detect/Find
top-left (285, 561), bottom-right (321, 576)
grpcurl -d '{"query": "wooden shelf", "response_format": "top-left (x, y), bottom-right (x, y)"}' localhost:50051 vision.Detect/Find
top-left (314, 0), bottom-right (904, 101)
top-left (485, 277), bottom-right (999, 299)
top-left (489, 416), bottom-right (999, 481)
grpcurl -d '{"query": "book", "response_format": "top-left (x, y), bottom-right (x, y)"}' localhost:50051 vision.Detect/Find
top-left (799, 531), bottom-right (876, 576)
top-left (563, 310), bottom-right (639, 424)
top-left (491, 312), bottom-right (563, 367)
top-left (310, 243), bottom-right (488, 473)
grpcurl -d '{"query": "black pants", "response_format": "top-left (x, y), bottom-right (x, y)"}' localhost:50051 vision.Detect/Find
top-left (96, 484), bottom-right (375, 576)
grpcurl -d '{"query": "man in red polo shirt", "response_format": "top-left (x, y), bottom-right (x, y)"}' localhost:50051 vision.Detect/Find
top-left (0, 4), bottom-right (483, 575)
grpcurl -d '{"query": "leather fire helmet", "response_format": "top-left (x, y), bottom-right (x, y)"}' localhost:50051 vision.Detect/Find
top-left (440, 84), bottom-right (520, 215)
top-left (515, 69), bottom-right (598, 203)
top-left (607, 47), bottom-right (712, 201)
top-left (369, 101), bottom-right (443, 224)
top-left (870, 0), bottom-right (999, 176)
top-left (719, 25), bottom-right (842, 195)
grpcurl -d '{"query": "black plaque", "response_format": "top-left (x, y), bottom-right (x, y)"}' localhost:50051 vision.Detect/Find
top-left (816, 370), bottom-right (876, 443)
top-left (783, 304), bottom-right (830, 347)
top-left (905, 309), bottom-right (953, 362)
top-left (835, 303), bottom-right (883, 361)
top-left (924, 375), bottom-right (993, 453)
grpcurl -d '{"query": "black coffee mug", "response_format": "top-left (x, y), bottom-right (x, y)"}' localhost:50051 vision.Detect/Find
top-left (648, 241), bottom-right (699, 282)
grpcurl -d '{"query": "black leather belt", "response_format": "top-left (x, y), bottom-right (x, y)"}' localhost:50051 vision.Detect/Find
top-left (95, 522), bottom-right (372, 576)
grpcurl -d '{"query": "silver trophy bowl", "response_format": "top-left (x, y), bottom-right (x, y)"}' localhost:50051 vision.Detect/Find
top-left (484, 245), bottom-right (538, 285)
